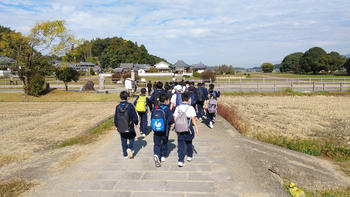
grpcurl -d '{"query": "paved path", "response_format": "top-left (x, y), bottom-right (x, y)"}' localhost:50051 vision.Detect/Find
top-left (25, 116), bottom-right (290, 197)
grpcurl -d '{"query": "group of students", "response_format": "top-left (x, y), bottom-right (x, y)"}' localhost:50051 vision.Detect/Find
top-left (114, 80), bottom-right (220, 167)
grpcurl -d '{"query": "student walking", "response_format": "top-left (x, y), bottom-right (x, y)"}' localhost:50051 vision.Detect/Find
top-left (150, 81), bottom-right (166, 109)
top-left (134, 88), bottom-right (152, 137)
top-left (114, 91), bottom-right (139, 159)
top-left (170, 85), bottom-right (183, 112)
top-left (205, 94), bottom-right (217, 129)
top-left (174, 92), bottom-right (199, 167)
top-left (151, 93), bottom-right (174, 167)
top-left (147, 81), bottom-right (153, 96)
top-left (196, 83), bottom-right (207, 121)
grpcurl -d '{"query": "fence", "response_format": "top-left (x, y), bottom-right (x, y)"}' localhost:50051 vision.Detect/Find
top-left (214, 78), bottom-right (350, 92)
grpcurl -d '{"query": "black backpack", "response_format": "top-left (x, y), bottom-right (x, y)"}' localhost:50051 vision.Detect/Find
top-left (197, 88), bottom-right (205, 102)
top-left (117, 103), bottom-right (131, 133)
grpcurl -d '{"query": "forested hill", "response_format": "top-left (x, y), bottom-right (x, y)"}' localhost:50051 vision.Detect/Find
top-left (65, 37), bottom-right (167, 69)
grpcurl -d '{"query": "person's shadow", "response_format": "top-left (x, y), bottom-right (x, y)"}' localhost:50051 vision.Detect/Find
top-left (166, 139), bottom-right (177, 157)
top-left (133, 137), bottom-right (147, 157)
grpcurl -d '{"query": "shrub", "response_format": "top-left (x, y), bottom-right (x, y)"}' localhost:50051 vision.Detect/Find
top-left (200, 70), bottom-right (216, 82)
top-left (24, 73), bottom-right (45, 97)
top-left (261, 62), bottom-right (274, 73)
top-left (149, 67), bottom-right (158, 73)
top-left (89, 67), bottom-right (95, 75)
top-left (193, 71), bottom-right (200, 77)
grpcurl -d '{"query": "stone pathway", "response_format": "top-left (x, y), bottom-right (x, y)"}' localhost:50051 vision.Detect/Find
top-left (25, 116), bottom-right (291, 197)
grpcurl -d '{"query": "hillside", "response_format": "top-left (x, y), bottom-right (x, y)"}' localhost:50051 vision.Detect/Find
top-left (65, 37), bottom-right (167, 69)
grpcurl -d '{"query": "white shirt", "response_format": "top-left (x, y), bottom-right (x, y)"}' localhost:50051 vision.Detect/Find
top-left (174, 104), bottom-right (196, 118)
top-left (170, 94), bottom-right (177, 104)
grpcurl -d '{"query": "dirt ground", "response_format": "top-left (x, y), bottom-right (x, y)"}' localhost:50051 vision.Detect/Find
top-left (219, 95), bottom-right (350, 146)
top-left (0, 102), bottom-right (116, 181)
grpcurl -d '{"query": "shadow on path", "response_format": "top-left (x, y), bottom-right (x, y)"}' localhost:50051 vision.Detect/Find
top-left (133, 137), bottom-right (147, 157)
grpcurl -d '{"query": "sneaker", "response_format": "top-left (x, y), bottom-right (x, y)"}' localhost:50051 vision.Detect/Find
top-left (209, 122), bottom-right (213, 129)
top-left (142, 133), bottom-right (146, 137)
top-left (127, 148), bottom-right (133, 159)
top-left (161, 157), bottom-right (166, 162)
top-left (154, 155), bottom-right (161, 167)
top-left (123, 156), bottom-right (128, 159)
top-left (202, 115), bottom-right (206, 119)
top-left (178, 162), bottom-right (184, 167)
top-left (187, 157), bottom-right (193, 162)
top-left (198, 117), bottom-right (202, 121)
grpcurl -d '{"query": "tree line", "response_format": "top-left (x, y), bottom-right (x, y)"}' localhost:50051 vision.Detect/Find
top-left (0, 20), bottom-right (168, 96)
top-left (278, 47), bottom-right (350, 74)
top-left (64, 37), bottom-right (167, 70)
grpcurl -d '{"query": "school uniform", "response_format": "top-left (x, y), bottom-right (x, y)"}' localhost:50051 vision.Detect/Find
top-left (196, 86), bottom-right (208, 118)
top-left (134, 95), bottom-right (152, 135)
top-left (174, 103), bottom-right (196, 162)
top-left (114, 101), bottom-right (139, 157)
top-left (150, 89), bottom-right (166, 110)
top-left (152, 103), bottom-right (174, 159)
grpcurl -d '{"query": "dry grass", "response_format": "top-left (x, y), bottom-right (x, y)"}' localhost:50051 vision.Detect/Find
top-left (219, 95), bottom-right (350, 146)
top-left (0, 179), bottom-right (34, 197)
top-left (0, 89), bottom-right (121, 102)
top-left (0, 102), bottom-right (116, 179)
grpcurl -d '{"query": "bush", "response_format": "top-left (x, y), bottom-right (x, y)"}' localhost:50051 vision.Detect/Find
top-left (149, 67), bottom-right (158, 73)
top-left (89, 67), bottom-right (95, 75)
top-left (24, 73), bottom-right (45, 97)
top-left (193, 71), bottom-right (200, 77)
top-left (200, 70), bottom-right (216, 82)
top-left (111, 72), bottom-right (122, 83)
top-left (261, 62), bottom-right (274, 73)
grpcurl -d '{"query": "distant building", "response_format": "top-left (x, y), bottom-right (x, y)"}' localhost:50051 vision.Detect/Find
top-left (134, 64), bottom-right (151, 71)
top-left (0, 56), bottom-right (16, 67)
top-left (173, 60), bottom-right (190, 73)
top-left (191, 62), bottom-right (207, 73)
top-left (154, 61), bottom-right (171, 70)
top-left (55, 61), bottom-right (101, 73)
top-left (120, 63), bottom-right (134, 71)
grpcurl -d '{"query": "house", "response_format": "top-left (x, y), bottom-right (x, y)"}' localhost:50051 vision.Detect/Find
top-left (75, 62), bottom-right (101, 73)
top-left (120, 63), bottom-right (134, 70)
top-left (191, 62), bottom-right (207, 73)
top-left (173, 60), bottom-right (190, 73)
top-left (114, 68), bottom-right (124, 73)
top-left (0, 56), bottom-right (16, 68)
top-left (154, 61), bottom-right (171, 71)
top-left (134, 64), bottom-right (151, 71)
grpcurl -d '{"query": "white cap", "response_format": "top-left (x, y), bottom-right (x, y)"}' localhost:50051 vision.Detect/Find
top-left (175, 85), bottom-right (182, 92)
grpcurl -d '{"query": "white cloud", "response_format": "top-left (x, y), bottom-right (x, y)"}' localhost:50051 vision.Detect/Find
top-left (0, 0), bottom-right (350, 67)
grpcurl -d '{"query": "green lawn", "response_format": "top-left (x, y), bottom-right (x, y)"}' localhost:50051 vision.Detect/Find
top-left (250, 72), bottom-right (350, 79)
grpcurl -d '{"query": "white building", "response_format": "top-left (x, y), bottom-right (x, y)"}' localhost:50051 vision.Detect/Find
top-left (154, 61), bottom-right (171, 70)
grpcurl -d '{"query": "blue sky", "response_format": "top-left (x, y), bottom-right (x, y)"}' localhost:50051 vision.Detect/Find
top-left (0, 0), bottom-right (350, 67)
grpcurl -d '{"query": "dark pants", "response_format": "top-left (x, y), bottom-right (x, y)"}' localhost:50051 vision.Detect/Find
top-left (148, 88), bottom-right (152, 96)
top-left (138, 112), bottom-right (148, 134)
top-left (206, 109), bottom-right (215, 122)
top-left (177, 138), bottom-right (193, 162)
top-left (121, 136), bottom-right (135, 157)
top-left (153, 134), bottom-right (168, 158)
top-left (196, 101), bottom-right (204, 118)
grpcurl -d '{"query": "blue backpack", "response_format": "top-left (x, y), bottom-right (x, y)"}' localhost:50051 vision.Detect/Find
top-left (151, 105), bottom-right (167, 132)
top-left (175, 93), bottom-right (182, 108)
top-left (190, 91), bottom-right (197, 105)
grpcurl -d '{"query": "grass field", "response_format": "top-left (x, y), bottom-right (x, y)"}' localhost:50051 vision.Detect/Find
top-left (218, 95), bottom-right (350, 183)
top-left (0, 89), bottom-right (121, 102)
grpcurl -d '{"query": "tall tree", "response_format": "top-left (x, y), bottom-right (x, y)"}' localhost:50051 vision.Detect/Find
top-left (17, 20), bottom-right (77, 96)
top-left (344, 58), bottom-right (350, 75)
top-left (261, 62), bottom-right (274, 73)
top-left (299, 47), bottom-right (328, 74)
top-left (327, 51), bottom-right (346, 73)
top-left (280, 52), bottom-right (303, 72)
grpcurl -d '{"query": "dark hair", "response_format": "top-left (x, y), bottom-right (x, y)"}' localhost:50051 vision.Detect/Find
top-left (120, 91), bottom-right (128, 100)
top-left (156, 81), bottom-right (163, 89)
top-left (181, 92), bottom-right (190, 102)
top-left (197, 82), bottom-right (201, 87)
top-left (209, 83), bottom-right (214, 89)
top-left (159, 93), bottom-right (168, 103)
top-left (210, 93), bottom-right (214, 98)
top-left (209, 89), bottom-right (213, 94)
top-left (164, 85), bottom-right (170, 91)
top-left (190, 81), bottom-right (195, 86)
top-left (141, 88), bottom-right (146, 94)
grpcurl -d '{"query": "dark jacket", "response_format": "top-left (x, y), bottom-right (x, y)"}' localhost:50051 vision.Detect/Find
top-left (114, 101), bottom-right (139, 139)
top-left (150, 89), bottom-right (166, 108)
top-left (202, 86), bottom-right (209, 100)
top-left (133, 94), bottom-right (152, 112)
top-left (152, 103), bottom-right (174, 136)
